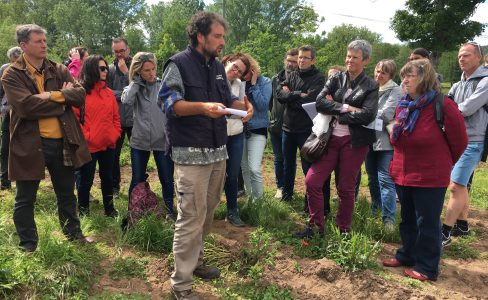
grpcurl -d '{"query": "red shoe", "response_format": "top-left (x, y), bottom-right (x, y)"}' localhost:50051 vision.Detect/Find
top-left (382, 258), bottom-right (403, 267)
top-left (404, 269), bottom-right (434, 281)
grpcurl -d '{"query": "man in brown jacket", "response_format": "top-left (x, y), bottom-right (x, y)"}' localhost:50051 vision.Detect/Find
top-left (1, 24), bottom-right (92, 252)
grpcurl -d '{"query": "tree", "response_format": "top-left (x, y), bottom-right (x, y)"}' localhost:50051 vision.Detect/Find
top-left (391, 0), bottom-right (486, 66)
top-left (210, 0), bottom-right (319, 52)
top-left (316, 24), bottom-right (382, 74)
top-left (145, 0), bottom-right (205, 54)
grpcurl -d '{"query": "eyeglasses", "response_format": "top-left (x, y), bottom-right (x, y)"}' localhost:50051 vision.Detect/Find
top-left (231, 63), bottom-right (244, 76)
top-left (99, 66), bottom-right (109, 72)
top-left (113, 48), bottom-right (127, 54)
top-left (467, 41), bottom-right (483, 56)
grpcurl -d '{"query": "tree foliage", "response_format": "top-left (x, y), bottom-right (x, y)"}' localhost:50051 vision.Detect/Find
top-left (391, 0), bottom-right (486, 65)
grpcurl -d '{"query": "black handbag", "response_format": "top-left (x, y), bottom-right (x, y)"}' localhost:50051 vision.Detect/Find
top-left (300, 125), bottom-right (333, 163)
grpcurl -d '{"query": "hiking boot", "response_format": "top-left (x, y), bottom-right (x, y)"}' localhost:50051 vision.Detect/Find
top-left (0, 182), bottom-right (11, 190)
top-left (171, 288), bottom-right (200, 300)
top-left (451, 223), bottom-right (470, 237)
top-left (193, 264), bottom-right (220, 280)
top-left (105, 209), bottom-right (119, 218)
top-left (226, 209), bottom-right (246, 227)
top-left (442, 231), bottom-right (452, 247)
top-left (294, 226), bottom-right (324, 239)
top-left (274, 188), bottom-right (283, 199)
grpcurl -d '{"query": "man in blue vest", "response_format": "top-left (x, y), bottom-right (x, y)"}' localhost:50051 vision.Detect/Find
top-left (160, 11), bottom-right (252, 300)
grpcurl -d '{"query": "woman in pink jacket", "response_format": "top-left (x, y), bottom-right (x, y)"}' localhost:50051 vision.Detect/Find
top-left (382, 59), bottom-right (467, 281)
top-left (75, 55), bottom-right (121, 217)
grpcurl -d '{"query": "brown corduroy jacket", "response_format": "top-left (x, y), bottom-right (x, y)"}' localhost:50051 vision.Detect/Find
top-left (1, 57), bottom-right (90, 180)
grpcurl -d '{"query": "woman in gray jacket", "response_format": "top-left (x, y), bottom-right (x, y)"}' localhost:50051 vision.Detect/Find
top-left (122, 52), bottom-right (175, 220)
top-left (365, 59), bottom-right (401, 229)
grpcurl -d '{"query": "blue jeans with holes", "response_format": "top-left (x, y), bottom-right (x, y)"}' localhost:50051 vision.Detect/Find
top-left (129, 148), bottom-right (175, 214)
top-left (224, 133), bottom-right (244, 211)
top-left (270, 131), bottom-right (284, 189)
top-left (365, 149), bottom-right (396, 224)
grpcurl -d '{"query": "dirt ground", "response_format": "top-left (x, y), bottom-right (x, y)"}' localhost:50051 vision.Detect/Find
top-left (89, 154), bottom-right (488, 299)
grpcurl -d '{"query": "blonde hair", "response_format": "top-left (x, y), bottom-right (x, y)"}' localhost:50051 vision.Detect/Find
top-left (400, 59), bottom-right (440, 94)
top-left (129, 52), bottom-right (157, 82)
top-left (243, 53), bottom-right (261, 76)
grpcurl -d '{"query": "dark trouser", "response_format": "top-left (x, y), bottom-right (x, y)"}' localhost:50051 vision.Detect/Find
top-left (14, 138), bottom-right (83, 248)
top-left (281, 130), bottom-right (308, 200)
top-left (128, 147), bottom-right (175, 213)
top-left (113, 126), bottom-right (132, 191)
top-left (0, 112), bottom-right (10, 187)
top-left (77, 148), bottom-right (116, 215)
top-left (395, 185), bottom-right (446, 280)
top-left (270, 130), bottom-right (284, 189)
top-left (224, 133), bottom-right (244, 211)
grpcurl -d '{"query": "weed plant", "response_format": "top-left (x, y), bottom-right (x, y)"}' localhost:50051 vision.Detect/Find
top-left (0, 213), bottom-right (100, 299)
top-left (219, 281), bottom-right (295, 300)
top-left (442, 234), bottom-right (480, 260)
top-left (122, 213), bottom-right (174, 252)
top-left (109, 257), bottom-right (147, 280)
top-left (240, 196), bottom-right (297, 231)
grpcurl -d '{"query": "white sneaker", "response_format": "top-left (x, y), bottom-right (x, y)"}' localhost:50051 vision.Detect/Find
top-left (274, 188), bottom-right (283, 199)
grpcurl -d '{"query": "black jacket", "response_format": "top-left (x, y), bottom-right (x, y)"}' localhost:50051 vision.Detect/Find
top-left (269, 69), bottom-right (286, 135)
top-left (316, 71), bottom-right (379, 148)
top-left (277, 66), bottom-right (325, 133)
top-left (165, 46), bottom-right (230, 148)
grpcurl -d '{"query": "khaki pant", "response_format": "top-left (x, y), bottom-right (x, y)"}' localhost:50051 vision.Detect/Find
top-left (170, 160), bottom-right (226, 291)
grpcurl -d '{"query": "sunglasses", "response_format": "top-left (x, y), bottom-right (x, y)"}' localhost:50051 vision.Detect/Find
top-left (139, 53), bottom-right (155, 62)
top-left (467, 41), bottom-right (483, 56)
top-left (99, 66), bottom-right (109, 72)
top-left (113, 48), bottom-right (127, 54)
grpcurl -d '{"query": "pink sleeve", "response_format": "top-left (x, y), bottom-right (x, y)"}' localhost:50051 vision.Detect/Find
top-left (68, 58), bottom-right (82, 78)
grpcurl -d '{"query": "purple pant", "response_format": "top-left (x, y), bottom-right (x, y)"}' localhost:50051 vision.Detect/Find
top-left (305, 135), bottom-right (368, 232)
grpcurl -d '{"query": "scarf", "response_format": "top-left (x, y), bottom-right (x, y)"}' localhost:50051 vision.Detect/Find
top-left (391, 90), bottom-right (436, 142)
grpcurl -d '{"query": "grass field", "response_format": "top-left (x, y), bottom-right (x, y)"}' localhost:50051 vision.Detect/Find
top-left (0, 139), bottom-right (487, 299)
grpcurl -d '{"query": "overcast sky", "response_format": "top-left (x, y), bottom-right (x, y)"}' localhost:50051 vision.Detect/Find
top-left (146, 0), bottom-right (488, 45)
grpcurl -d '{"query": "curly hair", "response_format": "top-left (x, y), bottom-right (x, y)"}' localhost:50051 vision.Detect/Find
top-left (187, 11), bottom-right (227, 48)
top-left (79, 55), bottom-right (108, 94)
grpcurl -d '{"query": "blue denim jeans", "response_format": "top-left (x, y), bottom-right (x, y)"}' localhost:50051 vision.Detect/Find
top-left (78, 148), bottom-right (116, 214)
top-left (224, 133), bottom-right (244, 210)
top-left (395, 185), bottom-right (446, 280)
top-left (241, 132), bottom-right (266, 201)
top-left (269, 131), bottom-right (284, 189)
top-left (451, 142), bottom-right (484, 186)
top-left (129, 148), bottom-right (175, 213)
top-left (365, 149), bottom-right (396, 224)
top-left (282, 131), bottom-right (310, 200)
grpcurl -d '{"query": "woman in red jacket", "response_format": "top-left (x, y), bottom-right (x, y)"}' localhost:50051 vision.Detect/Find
top-left (75, 55), bottom-right (121, 217)
top-left (382, 59), bottom-right (467, 281)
